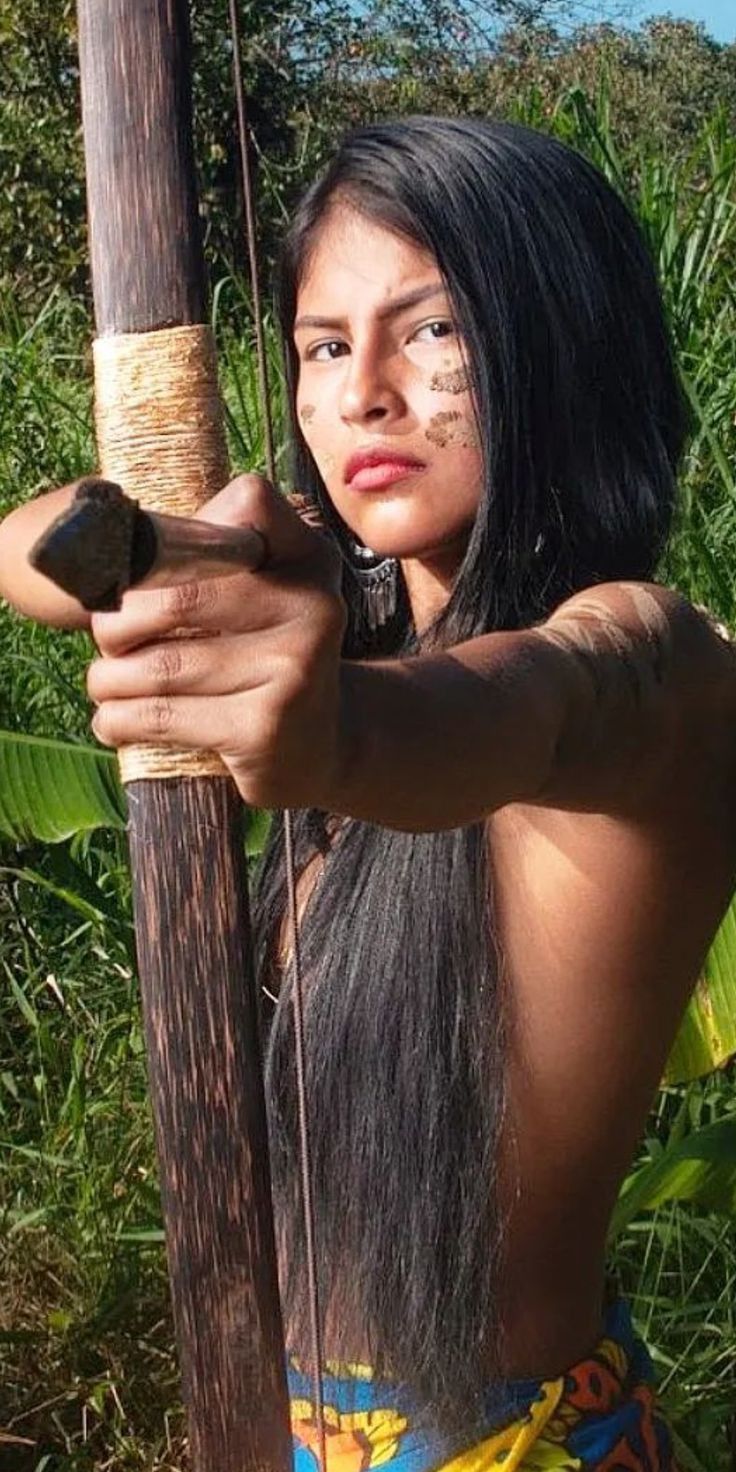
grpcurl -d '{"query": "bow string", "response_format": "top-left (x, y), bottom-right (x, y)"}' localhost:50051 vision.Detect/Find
top-left (68, 1), bottom-right (326, 1466)
top-left (227, 0), bottom-right (328, 1457)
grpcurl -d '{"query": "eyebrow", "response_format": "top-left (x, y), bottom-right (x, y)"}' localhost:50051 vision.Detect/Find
top-left (293, 282), bottom-right (447, 332)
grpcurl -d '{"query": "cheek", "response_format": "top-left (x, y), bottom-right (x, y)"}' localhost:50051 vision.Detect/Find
top-left (424, 409), bottom-right (480, 451)
top-left (423, 405), bottom-right (483, 527)
top-left (427, 364), bottom-right (471, 395)
top-left (295, 398), bottom-right (337, 474)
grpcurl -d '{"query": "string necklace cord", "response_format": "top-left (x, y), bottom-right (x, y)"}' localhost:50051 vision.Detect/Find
top-left (228, 4), bottom-right (327, 1465)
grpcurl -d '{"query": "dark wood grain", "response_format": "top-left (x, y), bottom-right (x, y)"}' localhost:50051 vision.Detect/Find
top-left (75, 3), bottom-right (292, 1467)
top-left (78, 0), bottom-right (204, 333)
top-left (128, 780), bottom-right (291, 1472)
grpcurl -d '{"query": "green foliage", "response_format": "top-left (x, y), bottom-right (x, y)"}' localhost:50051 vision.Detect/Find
top-left (1, 14), bottom-right (736, 1466)
top-left (0, 0), bottom-right (313, 307)
top-left (667, 900), bottom-right (736, 1083)
top-left (0, 289), bottom-right (94, 519)
top-left (547, 95), bottom-right (736, 622)
top-left (0, 1), bottom-right (84, 305)
top-left (612, 1074), bottom-right (736, 1467)
top-left (2, 3), bottom-right (736, 309)
top-left (611, 1115), bottom-right (736, 1239)
top-left (0, 732), bottom-right (125, 844)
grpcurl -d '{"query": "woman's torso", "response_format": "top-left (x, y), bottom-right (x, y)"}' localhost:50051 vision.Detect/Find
top-left (283, 624), bottom-right (736, 1380)
top-left (489, 682), bottom-right (736, 1376)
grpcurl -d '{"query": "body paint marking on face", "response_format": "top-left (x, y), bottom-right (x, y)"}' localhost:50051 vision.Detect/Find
top-left (429, 367), bottom-right (469, 394)
top-left (299, 404), bottom-right (316, 423)
top-left (425, 410), bottom-right (480, 450)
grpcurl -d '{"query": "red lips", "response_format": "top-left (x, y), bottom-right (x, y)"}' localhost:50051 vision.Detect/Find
top-left (344, 448), bottom-right (426, 486)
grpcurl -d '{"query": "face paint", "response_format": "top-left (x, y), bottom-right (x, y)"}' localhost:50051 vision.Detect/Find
top-left (425, 410), bottom-right (480, 450)
top-left (429, 367), bottom-right (469, 394)
top-left (299, 404), bottom-right (316, 423)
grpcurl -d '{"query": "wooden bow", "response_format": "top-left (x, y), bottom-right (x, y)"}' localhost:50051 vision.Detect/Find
top-left (76, 3), bottom-right (293, 1466)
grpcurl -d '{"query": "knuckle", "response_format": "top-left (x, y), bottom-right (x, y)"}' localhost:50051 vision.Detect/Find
top-left (252, 704), bottom-right (286, 773)
top-left (161, 579), bottom-right (215, 622)
top-left (92, 706), bottom-right (111, 743)
top-left (149, 640), bottom-right (184, 689)
top-left (227, 473), bottom-right (271, 522)
top-left (148, 695), bottom-right (174, 737)
top-left (300, 588), bottom-right (346, 654)
top-left (90, 612), bottom-right (118, 656)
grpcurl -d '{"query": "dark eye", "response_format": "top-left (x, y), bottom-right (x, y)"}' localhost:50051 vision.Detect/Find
top-left (412, 320), bottom-right (457, 343)
top-left (307, 339), bottom-right (349, 362)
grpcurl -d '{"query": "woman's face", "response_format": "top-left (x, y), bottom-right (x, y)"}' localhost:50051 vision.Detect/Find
top-left (293, 202), bottom-right (483, 578)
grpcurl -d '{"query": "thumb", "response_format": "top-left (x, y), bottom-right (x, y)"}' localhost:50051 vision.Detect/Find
top-left (196, 474), bottom-right (335, 575)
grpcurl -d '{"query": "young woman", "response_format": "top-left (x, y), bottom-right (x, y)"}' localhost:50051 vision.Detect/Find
top-left (2, 117), bottom-right (735, 1470)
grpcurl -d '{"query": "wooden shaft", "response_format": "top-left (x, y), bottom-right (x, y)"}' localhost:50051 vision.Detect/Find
top-left (76, 4), bottom-right (292, 1469)
top-left (128, 784), bottom-right (290, 1470)
top-left (78, 0), bottom-right (203, 333)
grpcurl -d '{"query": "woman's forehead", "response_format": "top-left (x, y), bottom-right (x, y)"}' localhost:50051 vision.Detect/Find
top-left (296, 202), bottom-right (442, 316)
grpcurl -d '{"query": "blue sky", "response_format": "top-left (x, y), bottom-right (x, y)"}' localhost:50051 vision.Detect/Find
top-left (629, 0), bottom-right (735, 41)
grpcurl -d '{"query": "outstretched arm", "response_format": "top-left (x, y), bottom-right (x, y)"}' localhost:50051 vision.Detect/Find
top-left (68, 475), bottom-right (732, 829)
top-left (334, 583), bottom-right (735, 829)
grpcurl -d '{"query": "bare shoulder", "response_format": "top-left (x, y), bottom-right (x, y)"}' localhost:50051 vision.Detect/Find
top-left (542, 579), bottom-right (736, 688)
top-left (532, 579), bottom-right (736, 816)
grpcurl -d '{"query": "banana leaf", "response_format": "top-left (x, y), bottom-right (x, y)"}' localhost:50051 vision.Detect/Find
top-left (664, 893), bottom-right (736, 1083)
top-left (0, 730), bottom-right (125, 842)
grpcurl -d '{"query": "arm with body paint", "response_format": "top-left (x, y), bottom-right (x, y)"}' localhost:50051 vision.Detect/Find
top-left (83, 511), bottom-right (735, 829)
top-left (330, 583), bottom-right (736, 829)
top-left (11, 477), bottom-right (732, 830)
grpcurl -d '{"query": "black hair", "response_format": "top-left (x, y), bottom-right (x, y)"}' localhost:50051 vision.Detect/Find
top-left (255, 116), bottom-right (687, 1428)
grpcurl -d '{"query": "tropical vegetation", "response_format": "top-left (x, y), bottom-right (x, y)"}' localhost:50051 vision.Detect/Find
top-left (1, 3), bottom-right (735, 1468)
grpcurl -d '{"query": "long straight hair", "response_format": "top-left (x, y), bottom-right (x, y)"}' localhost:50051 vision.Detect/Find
top-left (255, 116), bottom-right (687, 1426)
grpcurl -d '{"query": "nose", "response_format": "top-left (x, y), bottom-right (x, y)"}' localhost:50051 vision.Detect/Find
top-left (339, 340), bottom-right (405, 426)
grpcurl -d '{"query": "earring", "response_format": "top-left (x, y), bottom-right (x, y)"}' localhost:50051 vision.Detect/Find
top-left (349, 543), bottom-right (399, 631)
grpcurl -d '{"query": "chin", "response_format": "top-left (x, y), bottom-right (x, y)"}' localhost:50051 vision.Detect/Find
top-left (365, 528), bottom-right (473, 564)
top-left (324, 490), bottom-right (475, 561)
top-left (352, 535), bottom-right (439, 561)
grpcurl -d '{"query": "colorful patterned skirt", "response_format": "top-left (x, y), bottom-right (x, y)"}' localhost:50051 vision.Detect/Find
top-left (289, 1298), bottom-right (678, 1471)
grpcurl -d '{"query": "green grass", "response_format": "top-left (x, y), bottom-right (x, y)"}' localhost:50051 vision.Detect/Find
top-left (1, 98), bottom-right (736, 1470)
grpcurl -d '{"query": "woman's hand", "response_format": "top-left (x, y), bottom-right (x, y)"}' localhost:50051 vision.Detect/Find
top-left (86, 475), bottom-right (347, 810)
